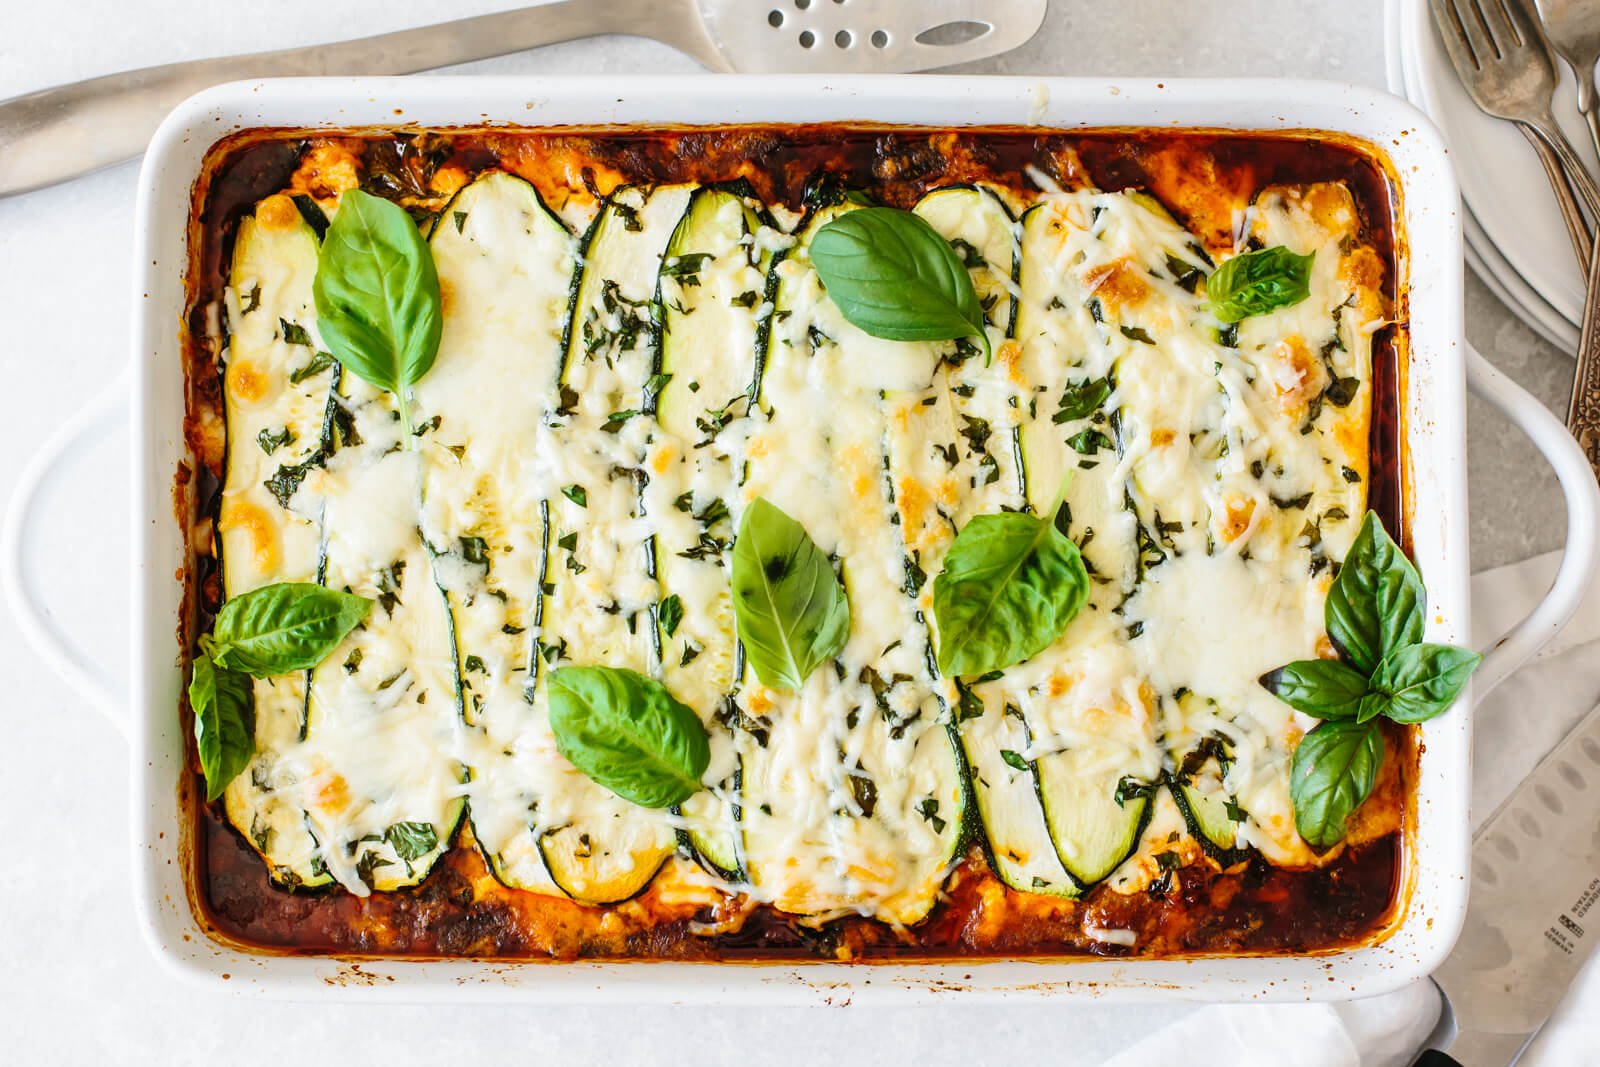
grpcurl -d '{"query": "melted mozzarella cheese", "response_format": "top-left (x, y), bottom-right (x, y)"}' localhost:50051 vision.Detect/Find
top-left (733, 199), bottom-right (964, 925)
top-left (648, 186), bottom-right (770, 878)
top-left (894, 185), bottom-right (1080, 898)
top-left (411, 171), bottom-right (577, 893)
top-left (219, 202), bottom-right (336, 887)
top-left (214, 171), bottom-right (1381, 908)
top-left (526, 185), bottom-right (694, 903)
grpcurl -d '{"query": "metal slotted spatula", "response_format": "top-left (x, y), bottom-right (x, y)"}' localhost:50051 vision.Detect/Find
top-left (0, 0), bottom-right (1048, 197)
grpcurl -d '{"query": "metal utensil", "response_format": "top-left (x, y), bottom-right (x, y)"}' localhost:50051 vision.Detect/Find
top-left (0, 0), bottom-right (1047, 198)
top-left (1431, 0), bottom-right (1600, 265)
top-left (1417, 697), bottom-right (1600, 1065)
top-left (1567, 209), bottom-right (1600, 473)
top-left (1536, 0), bottom-right (1600, 156)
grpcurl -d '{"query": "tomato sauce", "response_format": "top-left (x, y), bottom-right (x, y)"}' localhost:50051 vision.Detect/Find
top-left (183, 124), bottom-right (1409, 961)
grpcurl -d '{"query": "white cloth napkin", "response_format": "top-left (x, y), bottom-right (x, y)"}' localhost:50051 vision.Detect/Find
top-left (1102, 550), bottom-right (1600, 1067)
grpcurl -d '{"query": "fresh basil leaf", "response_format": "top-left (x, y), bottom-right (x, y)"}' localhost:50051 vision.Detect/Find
top-left (313, 189), bottom-right (442, 423)
top-left (210, 582), bottom-right (372, 676)
top-left (731, 497), bottom-right (850, 691)
top-left (1207, 245), bottom-right (1315, 323)
top-left (932, 504), bottom-right (1090, 678)
top-left (546, 666), bottom-right (709, 807)
top-left (189, 652), bottom-right (254, 802)
top-left (1259, 658), bottom-right (1372, 720)
top-left (809, 206), bottom-right (992, 362)
top-left (384, 821), bottom-right (439, 862)
top-left (1290, 719), bottom-right (1384, 849)
top-left (1000, 749), bottom-right (1028, 771)
top-left (1354, 692), bottom-right (1390, 724)
top-left (1371, 642), bottom-right (1482, 723)
top-left (1325, 511), bottom-right (1424, 673)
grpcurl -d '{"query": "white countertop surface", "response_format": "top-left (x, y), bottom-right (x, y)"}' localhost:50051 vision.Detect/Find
top-left (0, 1), bottom-right (1579, 1062)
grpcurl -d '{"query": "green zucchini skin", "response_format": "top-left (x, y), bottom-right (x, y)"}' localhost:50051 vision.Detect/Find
top-left (1010, 194), bottom-right (1161, 893)
top-left (733, 185), bottom-right (966, 925)
top-left (1028, 734), bottom-right (1155, 890)
top-left (651, 183), bottom-right (775, 882)
top-left (532, 183), bottom-right (694, 904)
top-left (895, 184), bottom-right (1080, 899)
top-left (217, 203), bottom-right (338, 890)
top-left (210, 172), bottom-right (1372, 905)
top-left (1166, 692), bottom-right (1253, 866)
top-left (414, 171), bottom-right (579, 896)
top-left (300, 358), bottom-right (466, 893)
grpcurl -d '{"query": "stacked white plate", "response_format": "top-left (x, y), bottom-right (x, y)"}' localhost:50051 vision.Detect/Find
top-left (1385, 0), bottom-right (1600, 352)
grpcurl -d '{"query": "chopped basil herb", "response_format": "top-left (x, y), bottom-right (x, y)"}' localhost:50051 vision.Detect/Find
top-left (602, 409), bottom-right (641, 434)
top-left (459, 535), bottom-right (489, 566)
top-left (1067, 428), bottom-right (1114, 455)
top-left (696, 498), bottom-right (730, 526)
top-left (385, 821), bottom-right (438, 863)
top-left (658, 593), bottom-right (684, 637)
top-left (279, 318), bottom-right (312, 346)
top-left (263, 456), bottom-right (322, 509)
top-left (662, 252), bottom-right (713, 281)
top-left (288, 350), bottom-right (336, 384)
top-left (1053, 377), bottom-right (1113, 424)
top-left (256, 427), bottom-right (294, 455)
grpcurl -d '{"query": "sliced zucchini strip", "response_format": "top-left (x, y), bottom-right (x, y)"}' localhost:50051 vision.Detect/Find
top-left (736, 193), bottom-right (965, 925)
top-left (1167, 691), bottom-right (1246, 856)
top-left (218, 197), bottom-right (336, 888)
top-left (412, 171), bottom-right (576, 893)
top-left (530, 184), bottom-right (694, 903)
top-left (1120, 184), bottom-right (1378, 867)
top-left (1231, 182), bottom-right (1373, 567)
top-left (1012, 192), bottom-right (1163, 888)
top-left (888, 184), bottom-right (1078, 898)
top-left (648, 185), bottom-right (771, 879)
top-left (298, 368), bottom-right (466, 895)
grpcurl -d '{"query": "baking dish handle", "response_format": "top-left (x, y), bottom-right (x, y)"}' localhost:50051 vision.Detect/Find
top-left (1466, 345), bottom-right (1600, 697)
top-left (1, 371), bottom-right (130, 738)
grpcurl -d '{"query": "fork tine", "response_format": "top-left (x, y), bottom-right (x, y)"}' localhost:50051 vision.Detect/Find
top-left (1431, 0), bottom-right (1489, 70)
top-left (1499, 0), bottom-right (1551, 53)
top-left (1463, 0), bottom-right (1507, 60)
top-left (1491, 0), bottom-right (1561, 78)
top-left (1478, 0), bottom-right (1525, 50)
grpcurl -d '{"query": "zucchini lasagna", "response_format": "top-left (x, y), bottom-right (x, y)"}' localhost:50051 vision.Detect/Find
top-left (184, 125), bottom-right (1408, 960)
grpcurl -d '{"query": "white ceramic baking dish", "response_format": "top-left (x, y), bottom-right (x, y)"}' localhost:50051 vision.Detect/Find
top-left (6, 74), bottom-right (1599, 1003)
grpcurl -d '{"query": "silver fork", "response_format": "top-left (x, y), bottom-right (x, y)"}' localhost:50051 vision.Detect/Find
top-left (1536, 0), bottom-right (1600, 157)
top-left (1432, 0), bottom-right (1600, 265)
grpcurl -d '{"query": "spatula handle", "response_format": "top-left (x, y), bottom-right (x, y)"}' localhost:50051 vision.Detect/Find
top-left (0, 0), bottom-right (716, 198)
